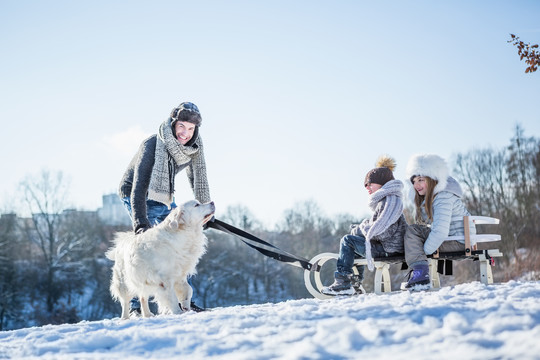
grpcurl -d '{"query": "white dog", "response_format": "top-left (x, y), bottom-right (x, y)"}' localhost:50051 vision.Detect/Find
top-left (106, 200), bottom-right (215, 319)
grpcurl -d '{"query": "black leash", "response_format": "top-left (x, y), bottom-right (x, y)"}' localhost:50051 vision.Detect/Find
top-left (208, 219), bottom-right (319, 272)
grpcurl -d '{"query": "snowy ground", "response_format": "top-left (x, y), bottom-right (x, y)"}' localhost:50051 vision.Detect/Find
top-left (1, 280), bottom-right (539, 360)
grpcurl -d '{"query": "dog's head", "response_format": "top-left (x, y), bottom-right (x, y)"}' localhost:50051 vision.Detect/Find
top-left (167, 200), bottom-right (215, 230)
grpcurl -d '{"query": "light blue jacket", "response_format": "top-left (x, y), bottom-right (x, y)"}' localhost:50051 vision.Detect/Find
top-left (421, 177), bottom-right (476, 255)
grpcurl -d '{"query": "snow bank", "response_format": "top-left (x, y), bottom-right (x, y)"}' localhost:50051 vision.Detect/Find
top-left (1, 281), bottom-right (539, 359)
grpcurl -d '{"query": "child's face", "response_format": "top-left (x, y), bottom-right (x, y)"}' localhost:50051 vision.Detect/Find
top-left (365, 183), bottom-right (382, 195)
top-left (412, 176), bottom-right (427, 196)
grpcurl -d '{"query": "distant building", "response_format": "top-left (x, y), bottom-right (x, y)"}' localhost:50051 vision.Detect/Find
top-left (97, 194), bottom-right (131, 226)
top-left (1, 194), bottom-right (132, 228)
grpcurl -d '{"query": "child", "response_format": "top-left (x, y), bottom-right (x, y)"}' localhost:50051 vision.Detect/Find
top-left (322, 156), bottom-right (407, 296)
top-left (403, 153), bottom-right (476, 290)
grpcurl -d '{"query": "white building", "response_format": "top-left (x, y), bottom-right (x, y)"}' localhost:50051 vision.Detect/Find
top-left (97, 194), bottom-right (131, 226)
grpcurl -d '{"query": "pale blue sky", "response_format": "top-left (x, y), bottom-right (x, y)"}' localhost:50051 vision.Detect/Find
top-left (1, 1), bottom-right (539, 227)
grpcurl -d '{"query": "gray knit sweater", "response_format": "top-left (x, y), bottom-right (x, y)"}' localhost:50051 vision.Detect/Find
top-left (118, 133), bottom-right (210, 231)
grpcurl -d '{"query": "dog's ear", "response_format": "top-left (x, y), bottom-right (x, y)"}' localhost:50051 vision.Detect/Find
top-left (168, 208), bottom-right (185, 230)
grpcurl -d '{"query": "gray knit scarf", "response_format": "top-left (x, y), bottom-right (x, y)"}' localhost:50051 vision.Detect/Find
top-left (360, 179), bottom-right (404, 271)
top-left (148, 118), bottom-right (210, 207)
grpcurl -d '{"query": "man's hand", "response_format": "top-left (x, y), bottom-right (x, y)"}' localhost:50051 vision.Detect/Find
top-left (135, 224), bottom-right (149, 235)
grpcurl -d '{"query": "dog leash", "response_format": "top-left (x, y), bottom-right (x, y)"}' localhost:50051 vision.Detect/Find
top-left (207, 219), bottom-right (320, 272)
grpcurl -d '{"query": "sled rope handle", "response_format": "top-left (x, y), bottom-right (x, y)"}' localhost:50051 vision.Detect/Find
top-left (208, 219), bottom-right (319, 272)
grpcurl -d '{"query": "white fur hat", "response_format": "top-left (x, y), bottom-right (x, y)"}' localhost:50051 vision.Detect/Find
top-left (406, 154), bottom-right (448, 193)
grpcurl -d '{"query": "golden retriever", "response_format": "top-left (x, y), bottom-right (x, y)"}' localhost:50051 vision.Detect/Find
top-left (106, 200), bottom-right (215, 319)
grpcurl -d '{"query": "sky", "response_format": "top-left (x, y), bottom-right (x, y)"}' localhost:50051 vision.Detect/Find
top-left (0, 280), bottom-right (539, 359)
top-left (1, 1), bottom-right (539, 227)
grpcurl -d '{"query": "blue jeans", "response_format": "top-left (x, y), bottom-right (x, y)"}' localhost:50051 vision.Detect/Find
top-left (336, 234), bottom-right (391, 281)
top-left (121, 197), bottom-right (176, 226)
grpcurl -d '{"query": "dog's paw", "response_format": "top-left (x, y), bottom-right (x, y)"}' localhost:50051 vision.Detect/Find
top-left (178, 302), bottom-right (191, 312)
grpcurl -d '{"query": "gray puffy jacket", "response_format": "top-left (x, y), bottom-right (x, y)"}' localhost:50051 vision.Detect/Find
top-left (421, 176), bottom-right (476, 254)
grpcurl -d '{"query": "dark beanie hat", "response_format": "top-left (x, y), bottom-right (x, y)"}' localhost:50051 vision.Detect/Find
top-left (364, 155), bottom-right (396, 187)
top-left (170, 102), bottom-right (202, 127)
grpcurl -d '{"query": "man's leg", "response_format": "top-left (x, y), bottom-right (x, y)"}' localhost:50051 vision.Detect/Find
top-left (146, 200), bottom-right (174, 226)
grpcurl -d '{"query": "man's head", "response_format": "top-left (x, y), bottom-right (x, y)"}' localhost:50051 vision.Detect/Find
top-left (171, 102), bottom-right (202, 127)
top-left (170, 102), bottom-right (202, 145)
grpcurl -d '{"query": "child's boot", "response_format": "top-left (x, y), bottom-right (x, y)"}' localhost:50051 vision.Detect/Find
top-left (321, 273), bottom-right (355, 296)
top-left (351, 274), bottom-right (366, 294)
top-left (403, 263), bottom-right (430, 290)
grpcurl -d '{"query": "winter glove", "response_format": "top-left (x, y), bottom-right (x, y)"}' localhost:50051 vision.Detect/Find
top-left (135, 224), bottom-right (149, 235)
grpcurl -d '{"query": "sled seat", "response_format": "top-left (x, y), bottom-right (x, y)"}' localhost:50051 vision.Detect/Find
top-left (304, 216), bottom-right (502, 299)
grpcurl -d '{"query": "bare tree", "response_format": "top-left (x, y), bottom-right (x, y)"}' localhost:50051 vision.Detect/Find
top-left (221, 204), bottom-right (262, 231)
top-left (0, 213), bottom-right (24, 330)
top-left (453, 148), bottom-right (508, 216)
top-left (453, 125), bottom-right (540, 280)
top-left (275, 200), bottom-right (342, 297)
top-left (506, 125), bottom-right (540, 249)
top-left (18, 170), bottom-right (91, 323)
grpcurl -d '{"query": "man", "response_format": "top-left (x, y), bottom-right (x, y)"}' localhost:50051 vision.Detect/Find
top-left (118, 101), bottom-right (211, 313)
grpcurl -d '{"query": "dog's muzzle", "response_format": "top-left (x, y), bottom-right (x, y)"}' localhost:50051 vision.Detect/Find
top-left (202, 201), bottom-right (216, 224)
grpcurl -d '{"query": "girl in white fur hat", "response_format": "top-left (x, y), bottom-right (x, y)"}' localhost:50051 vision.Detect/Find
top-left (403, 154), bottom-right (476, 290)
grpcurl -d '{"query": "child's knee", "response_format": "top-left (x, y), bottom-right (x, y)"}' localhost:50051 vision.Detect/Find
top-left (340, 235), bottom-right (355, 250)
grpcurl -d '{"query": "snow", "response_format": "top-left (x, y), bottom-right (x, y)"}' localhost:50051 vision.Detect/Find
top-left (1, 281), bottom-right (539, 360)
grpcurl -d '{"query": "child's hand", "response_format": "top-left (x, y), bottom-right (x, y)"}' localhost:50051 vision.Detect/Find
top-left (349, 224), bottom-right (362, 236)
